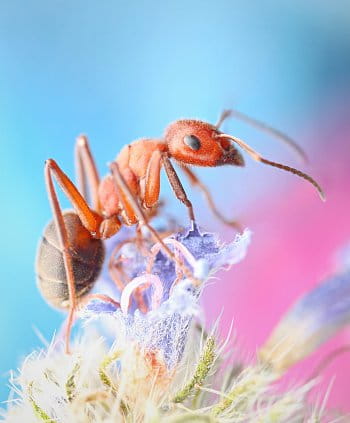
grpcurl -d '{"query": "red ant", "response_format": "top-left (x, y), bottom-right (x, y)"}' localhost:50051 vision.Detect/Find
top-left (36, 109), bottom-right (324, 353)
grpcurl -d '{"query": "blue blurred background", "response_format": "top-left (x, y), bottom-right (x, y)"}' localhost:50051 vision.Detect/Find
top-left (1, 0), bottom-right (350, 401)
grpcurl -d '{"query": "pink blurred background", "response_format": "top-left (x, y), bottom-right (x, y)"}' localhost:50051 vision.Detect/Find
top-left (204, 97), bottom-right (350, 412)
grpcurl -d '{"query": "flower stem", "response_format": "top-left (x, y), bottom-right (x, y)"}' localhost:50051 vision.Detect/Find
top-left (173, 336), bottom-right (215, 403)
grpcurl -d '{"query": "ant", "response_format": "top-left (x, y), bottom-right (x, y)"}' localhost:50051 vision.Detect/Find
top-left (36, 109), bottom-right (325, 353)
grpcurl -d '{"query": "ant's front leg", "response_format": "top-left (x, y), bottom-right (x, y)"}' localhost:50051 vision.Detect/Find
top-left (109, 161), bottom-right (195, 282)
top-left (141, 150), bottom-right (196, 227)
top-left (161, 155), bottom-right (196, 225)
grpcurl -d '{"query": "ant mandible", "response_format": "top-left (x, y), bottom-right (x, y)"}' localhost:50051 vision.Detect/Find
top-left (36, 109), bottom-right (325, 353)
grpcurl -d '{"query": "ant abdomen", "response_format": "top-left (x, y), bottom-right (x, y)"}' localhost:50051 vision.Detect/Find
top-left (36, 211), bottom-right (105, 309)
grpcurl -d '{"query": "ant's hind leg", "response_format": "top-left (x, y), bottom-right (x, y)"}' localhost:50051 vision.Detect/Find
top-left (45, 158), bottom-right (108, 353)
top-left (45, 162), bottom-right (79, 354)
top-left (45, 159), bottom-right (102, 234)
top-left (75, 135), bottom-right (101, 211)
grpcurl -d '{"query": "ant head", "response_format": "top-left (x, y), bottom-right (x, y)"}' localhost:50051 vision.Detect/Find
top-left (164, 120), bottom-right (245, 167)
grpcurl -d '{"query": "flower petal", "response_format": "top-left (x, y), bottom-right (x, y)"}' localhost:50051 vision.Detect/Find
top-left (83, 226), bottom-right (251, 368)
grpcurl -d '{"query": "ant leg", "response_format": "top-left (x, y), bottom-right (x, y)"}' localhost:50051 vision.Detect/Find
top-left (134, 224), bottom-right (153, 259)
top-left (215, 109), bottom-right (308, 163)
top-left (75, 135), bottom-right (101, 212)
top-left (108, 240), bottom-right (131, 290)
top-left (161, 155), bottom-right (196, 224)
top-left (135, 224), bottom-right (143, 247)
top-left (45, 159), bottom-right (117, 353)
top-left (45, 160), bottom-right (121, 239)
top-left (180, 166), bottom-right (242, 232)
top-left (142, 150), bottom-right (180, 251)
top-left (109, 162), bottom-right (174, 253)
top-left (109, 232), bottom-right (149, 312)
top-left (143, 150), bottom-right (162, 209)
top-left (45, 163), bottom-right (79, 354)
top-left (109, 162), bottom-right (195, 281)
top-left (45, 159), bottom-right (102, 234)
top-left (141, 152), bottom-right (180, 234)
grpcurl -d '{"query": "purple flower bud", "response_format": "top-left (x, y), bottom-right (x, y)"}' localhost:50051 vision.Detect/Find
top-left (260, 260), bottom-right (350, 373)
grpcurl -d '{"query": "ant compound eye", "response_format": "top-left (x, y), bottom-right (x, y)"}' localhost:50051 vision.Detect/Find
top-left (183, 135), bottom-right (201, 151)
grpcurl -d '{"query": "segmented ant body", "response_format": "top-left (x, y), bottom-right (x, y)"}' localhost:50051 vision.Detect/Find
top-left (36, 110), bottom-right (324, 352)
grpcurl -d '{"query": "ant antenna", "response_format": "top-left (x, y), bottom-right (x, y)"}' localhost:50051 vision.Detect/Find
top-left (216, 109), bottom-right (308, 164)
top-left (216, 133), bottom-right (325, 201)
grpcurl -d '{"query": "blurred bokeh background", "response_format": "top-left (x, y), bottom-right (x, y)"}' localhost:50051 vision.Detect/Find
top-left (1, 0), bottom-right (349, 412)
